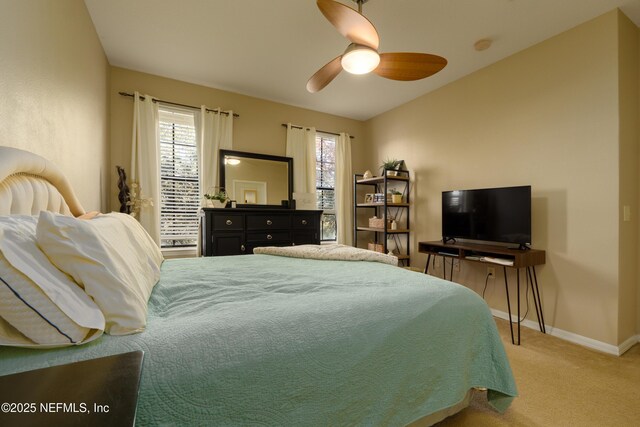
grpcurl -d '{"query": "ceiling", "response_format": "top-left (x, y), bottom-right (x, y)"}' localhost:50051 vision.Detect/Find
top-left (85, 0), bottom-right (640, 121)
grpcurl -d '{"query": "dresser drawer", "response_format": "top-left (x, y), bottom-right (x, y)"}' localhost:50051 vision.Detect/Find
top-left (212, 234), bottom-right (245, 256)
top-left (212, 213), bottom-right (244, 231)
top-left (292, 214), bottom-right (317, 229)
top-left (246, 231), bottom-right (290, 243)
top-left (246, 214), bottom-right (290, 230)
top-left (292, 231), bottom-right (318, 245)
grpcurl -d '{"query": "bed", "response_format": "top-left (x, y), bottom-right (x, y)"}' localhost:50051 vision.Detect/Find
top-left (0, 146), bottom-right (517, 426)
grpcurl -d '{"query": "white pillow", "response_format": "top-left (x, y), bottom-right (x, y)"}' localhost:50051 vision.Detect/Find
top-left (36, 211), bottom-right (164, 335)
top-left (0, 215), bottom-right (104, 347)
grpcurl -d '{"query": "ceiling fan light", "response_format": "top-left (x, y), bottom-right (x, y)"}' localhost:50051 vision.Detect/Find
top-left (341, 44), bottom-right (380, 75)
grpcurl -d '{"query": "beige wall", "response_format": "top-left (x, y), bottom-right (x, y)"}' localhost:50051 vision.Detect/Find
top-left (109, 67), bottom-right (367, 211)
top-left (365, 11), bottom-right (628, 345)
top-left (637, 20), bottom-right (640, 337)
top-left (0, 0), bottom-right (110, 211)
top-left (617, 11), bottom-right (639, 343)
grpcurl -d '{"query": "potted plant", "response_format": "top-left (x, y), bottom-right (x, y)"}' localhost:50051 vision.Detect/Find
top-left (204, 188), bottom-right (228, 208)
top-left (390, 189), bottom-right (403, 204)
top-left (380, 158), bottom-right (401, 176)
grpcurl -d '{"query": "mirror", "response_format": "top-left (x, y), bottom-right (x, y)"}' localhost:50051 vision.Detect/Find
top-left (219, 149), bottom-right (293, 209)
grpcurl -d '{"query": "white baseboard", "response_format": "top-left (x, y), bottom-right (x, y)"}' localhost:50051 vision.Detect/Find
top-left (618, 334), bottom-right (640, 355)
top-left (490, 309), bottom-right (639, 356)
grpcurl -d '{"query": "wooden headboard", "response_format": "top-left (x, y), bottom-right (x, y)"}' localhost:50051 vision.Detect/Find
top-left (0, 146), bottom-right (85, 216)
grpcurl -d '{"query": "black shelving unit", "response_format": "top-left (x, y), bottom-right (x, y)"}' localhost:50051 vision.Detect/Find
top-left (353, 169), bottom-right (411, 266)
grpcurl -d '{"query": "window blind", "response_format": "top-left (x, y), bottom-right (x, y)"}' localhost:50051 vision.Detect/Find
top-left (159, 107), bottom-right (199, 248)
top-left (316, 133), bottom-right (337, 241)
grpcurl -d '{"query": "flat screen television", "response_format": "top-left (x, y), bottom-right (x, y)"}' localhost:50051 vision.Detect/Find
top-left (442, 185), bottom-right (531, 247)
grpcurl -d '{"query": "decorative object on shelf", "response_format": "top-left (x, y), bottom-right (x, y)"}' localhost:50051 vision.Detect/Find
top-left (391, 219), bottom-right (398, 230)
top-left (390, 189), bottom-right (403, 204)
top-left (380, 158), bottom-right (400, 176)
top-left (380, 159), bottom-right (405, 176)
top-left (363, 170), bottom-right (373, 179)
top-left (364, 193), bottom-right (374, 203)
top-left (368, 242), bottom-right (384, 253)
top-left (368, 216), bottom-right (385, 228)
top-left (373, 193), bottom-right (385, 203)
top-left (204, 188), bottom-right (229, 209)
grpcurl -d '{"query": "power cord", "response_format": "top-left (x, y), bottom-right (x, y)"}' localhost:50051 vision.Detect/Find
top-left (482, 273), bottom-right (490, 299)
top-left (441, 257), bottom-right (459, 280)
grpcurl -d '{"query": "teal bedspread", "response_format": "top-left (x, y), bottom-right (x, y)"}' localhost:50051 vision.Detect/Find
top-left (0, 255), bottom-right (516, 426)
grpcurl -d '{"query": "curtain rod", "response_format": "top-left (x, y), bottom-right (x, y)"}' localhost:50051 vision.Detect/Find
top-left (118, 92), bottom-right (239, 118)
top-left (281, 123), bottom-right (354, 139)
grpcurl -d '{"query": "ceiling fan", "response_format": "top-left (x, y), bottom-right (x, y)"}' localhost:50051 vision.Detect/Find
top-left (306, 0), bottom-right (448, 93)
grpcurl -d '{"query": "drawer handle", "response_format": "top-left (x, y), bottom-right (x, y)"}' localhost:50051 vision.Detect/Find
top-left (267, 234), bottom-right (273, 240)
top-left (226, 219), bottom-right (233, 226)
top-left (241, 244), bottom-right (245, 252)
top-left (301, 219), bottom-right (308, 225)
top-left (266, 219), bottom-right (273, 226)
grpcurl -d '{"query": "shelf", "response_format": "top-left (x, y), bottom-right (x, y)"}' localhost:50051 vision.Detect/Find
top-left (354, 171), bottom-right (411, 267)
top-left (356, 175), bottom-right (409, 185)
top-left (357, 203), bottom-right (409, 208)
top-left (357, 227), bottom-right (410, 233)
top-left (418, 240), bottom-right (545, 269)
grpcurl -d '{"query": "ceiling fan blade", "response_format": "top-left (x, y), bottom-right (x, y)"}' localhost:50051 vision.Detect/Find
top-left (306, 55), bottom-right (343, 93)
top-left (317, 0), bottom-right (379, 50)
top-left (374, 52), bottom-right (447, 81)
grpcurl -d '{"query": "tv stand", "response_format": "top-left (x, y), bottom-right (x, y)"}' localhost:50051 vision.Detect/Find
top-left (418, 240), bottom-right (546, 345)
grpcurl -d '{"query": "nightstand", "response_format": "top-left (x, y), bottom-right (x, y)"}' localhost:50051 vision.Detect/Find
top-left (0, 350), bottom-right (144, 427)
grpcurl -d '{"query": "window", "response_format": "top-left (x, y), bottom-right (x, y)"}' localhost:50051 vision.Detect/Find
top-left (316, 133), bottom-right (336, 241)
top-left (158, 106), bottom-right (199, 248)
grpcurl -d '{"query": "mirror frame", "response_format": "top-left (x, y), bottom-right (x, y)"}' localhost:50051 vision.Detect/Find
top-left (219, 149), bottom-right (294, 209)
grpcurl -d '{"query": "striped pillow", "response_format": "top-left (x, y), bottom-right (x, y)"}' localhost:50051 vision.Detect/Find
top-left (0, 253), bottom-right (94, 345)
top-left (0, 215), bottom-right (104, 348)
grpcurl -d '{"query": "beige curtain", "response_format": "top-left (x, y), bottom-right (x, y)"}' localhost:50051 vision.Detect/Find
top-left (130, 91), bottom-right (160, 245)
top-left (335, 132), bottom-right (353, 245)
top-left (285, 124), bottom-right (317, 197)
top-left (194, 107), bottom-right (234, 256)
top-left (196, 107), bottom-right (234, 197)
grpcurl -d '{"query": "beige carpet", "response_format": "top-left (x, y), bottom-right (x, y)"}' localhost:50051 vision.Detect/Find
top-left (437, 318), bottom-right (640, 426)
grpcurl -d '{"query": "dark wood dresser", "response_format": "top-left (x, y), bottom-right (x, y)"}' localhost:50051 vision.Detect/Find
top-left (201, 208), bottom-right (323, 256)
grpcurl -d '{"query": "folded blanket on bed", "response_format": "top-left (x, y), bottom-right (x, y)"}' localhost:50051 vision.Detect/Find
top-left (253, 244), bottom-right (398, 266)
